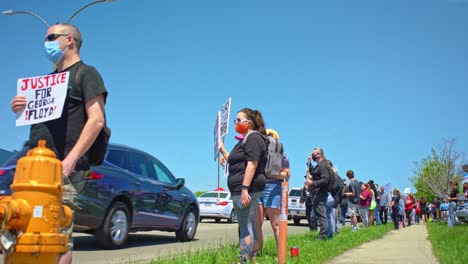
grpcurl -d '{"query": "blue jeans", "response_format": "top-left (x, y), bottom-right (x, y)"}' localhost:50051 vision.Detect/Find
top-left (231, 192), bottom-right (263, 258)
top-left (448, 201), bottom-right (457, 227)
top-left (374, 206), bottom-right (382, 225)
top-left (358, 206), bottom-right (370, 227)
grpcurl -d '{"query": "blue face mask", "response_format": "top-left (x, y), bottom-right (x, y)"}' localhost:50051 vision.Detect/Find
top-left (44, 40), bottom-right (67, 64)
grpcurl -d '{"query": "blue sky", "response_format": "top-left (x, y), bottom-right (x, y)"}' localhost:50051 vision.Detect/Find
top-left (1, 0), bottom-right (467, 193)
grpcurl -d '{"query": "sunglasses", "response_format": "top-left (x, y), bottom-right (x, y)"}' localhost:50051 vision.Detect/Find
top-left (45, 33), bottom-right (70, 42)
top-left (234, 118), bottom-right (249, 124)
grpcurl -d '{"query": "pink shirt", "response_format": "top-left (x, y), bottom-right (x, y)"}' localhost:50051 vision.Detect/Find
top-left (359, 189), bottom-right (372, 207)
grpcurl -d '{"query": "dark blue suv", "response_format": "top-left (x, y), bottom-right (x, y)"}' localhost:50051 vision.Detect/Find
top-left (0, 143), bottom-right (199, 249)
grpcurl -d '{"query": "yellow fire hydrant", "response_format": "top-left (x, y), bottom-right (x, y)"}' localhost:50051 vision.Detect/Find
top-left (0, 140), bottom-right (72, 263)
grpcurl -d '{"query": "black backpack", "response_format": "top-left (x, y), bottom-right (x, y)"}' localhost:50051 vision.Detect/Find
top-left (331, 175), bottom-right (344, 207)
top-left (327, 164), bottom-right (336, 193)
top-left (75, 63), bottom-right (111, 166)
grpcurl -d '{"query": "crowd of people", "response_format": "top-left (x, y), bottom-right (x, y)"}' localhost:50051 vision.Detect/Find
top-left (301, 175), bottom-right (468, 234)
top-left (301, 163), bottom-right (392, 235)
top-left (300, 161), bottom-right (468, 237)
top-left (217, 107), bottom-right (467, 264)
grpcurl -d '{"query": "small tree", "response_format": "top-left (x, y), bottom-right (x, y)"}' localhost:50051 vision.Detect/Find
top-left (411, 138), bottom-right (464, 198)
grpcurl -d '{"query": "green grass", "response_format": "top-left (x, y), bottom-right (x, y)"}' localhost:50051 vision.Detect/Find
top-left (426, 221), bottom-right (468, 264)
top-left (148, 224), bottom-right (393, 264)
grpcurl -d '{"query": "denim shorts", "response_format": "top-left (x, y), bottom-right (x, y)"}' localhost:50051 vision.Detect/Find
top-left (258, 180), bottom-right (282, 209)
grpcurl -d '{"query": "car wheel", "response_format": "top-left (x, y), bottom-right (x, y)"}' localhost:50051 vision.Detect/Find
top-left (95, 201), bottom-right (130, 249)
top-left (176, 206), bottom-right (198, 242)
top-left (215, 218), bottom-right (221, 223)
top-left (227, 210), bottom-right (236, 223)
top-left (293, 217), bottom-right (301, 225)
top-left (199, 217), bottom-right (203, 223)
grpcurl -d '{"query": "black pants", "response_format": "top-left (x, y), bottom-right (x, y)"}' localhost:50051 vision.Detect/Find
top-left (405, 209), bottom-right (412, 226)
top-left (379, 206), bottom-right (388, 224)
top-left (391, 207), bottom-right (399, 229)
top-left (305, 204), bottom-right (317, 230)
top-left (312, 192), bottom-right (328, 239)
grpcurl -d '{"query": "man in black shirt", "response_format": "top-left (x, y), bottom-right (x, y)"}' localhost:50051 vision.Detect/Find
top-left (306, 147), bottom-right (329, 240)
top-left (10, 23), bottom-right (107, 264)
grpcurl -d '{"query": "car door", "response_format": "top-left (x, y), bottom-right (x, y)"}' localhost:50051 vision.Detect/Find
top-left (150, 158), bottom-right (188, 229)
top-left (108, 149), bottom-right (162, 227)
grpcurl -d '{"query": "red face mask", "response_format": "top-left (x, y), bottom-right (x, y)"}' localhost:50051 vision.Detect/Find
top-left (235, 122), bottom-right (249, 134)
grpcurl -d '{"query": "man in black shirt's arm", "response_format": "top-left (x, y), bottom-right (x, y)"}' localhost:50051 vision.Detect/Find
top-left (306, 147), bottom-right (330, 240)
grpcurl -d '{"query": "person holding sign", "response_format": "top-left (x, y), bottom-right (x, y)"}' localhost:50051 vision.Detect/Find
top-left (10, 23), bottom-right (107, 264)
top-left (218, 108), bottom-right (267, 264)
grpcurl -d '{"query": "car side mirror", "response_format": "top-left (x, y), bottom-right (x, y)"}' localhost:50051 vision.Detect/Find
top-left (176, 178), bottom-right (185, 189)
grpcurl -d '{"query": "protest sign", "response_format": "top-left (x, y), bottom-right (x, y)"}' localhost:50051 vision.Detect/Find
top-left (15, 72), bottom-right (69, 126)
top-left (384, 183), bottom-right (392, 195)
top-left (219, 98), bottom-right (231, 139)
top-left (214, 112), bottom-right (220, 160)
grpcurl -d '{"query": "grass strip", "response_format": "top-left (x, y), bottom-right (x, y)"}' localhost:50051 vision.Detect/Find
top-left (149, 224), bottom-right (393, 264)
top-left (426, 222), bottom-right (468, 264)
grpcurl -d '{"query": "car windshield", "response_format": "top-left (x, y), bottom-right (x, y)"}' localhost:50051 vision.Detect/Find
top-left (200, 192), bottom-right (228, 199)
top-left (289, 189), bottom-right (301, 196)
top-left (2, 147), bottom-right (29, 167)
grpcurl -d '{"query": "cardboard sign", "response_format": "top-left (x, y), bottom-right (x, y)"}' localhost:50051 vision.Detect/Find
top-left (15, 72), bottom-right (69, 126)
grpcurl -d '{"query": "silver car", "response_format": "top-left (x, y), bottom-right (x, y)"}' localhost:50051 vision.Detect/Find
top-left (198, 191), bottom-right (236, 223)
top-left (455, 201), bottom-right (468, 223)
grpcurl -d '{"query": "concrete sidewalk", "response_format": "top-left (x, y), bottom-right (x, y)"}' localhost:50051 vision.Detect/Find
top-left (329, 225), bottom-right (439, 264)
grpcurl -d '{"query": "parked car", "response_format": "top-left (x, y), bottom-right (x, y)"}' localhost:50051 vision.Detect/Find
top-left (288, 188), bottom-right (306, 225)
top-left (0, 143), bottom-right (199, 249)
top-left (198, 191), bottom-right (236, 223)
top-left (455, 201), bottom-right (468, 223)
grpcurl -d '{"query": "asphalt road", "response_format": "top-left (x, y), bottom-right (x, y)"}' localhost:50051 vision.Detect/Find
top-left (69, 219), bottom-right (310, 264)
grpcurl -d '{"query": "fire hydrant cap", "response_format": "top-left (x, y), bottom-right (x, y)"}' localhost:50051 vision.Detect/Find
top-left (28, 140), bottom-right (57, 158)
